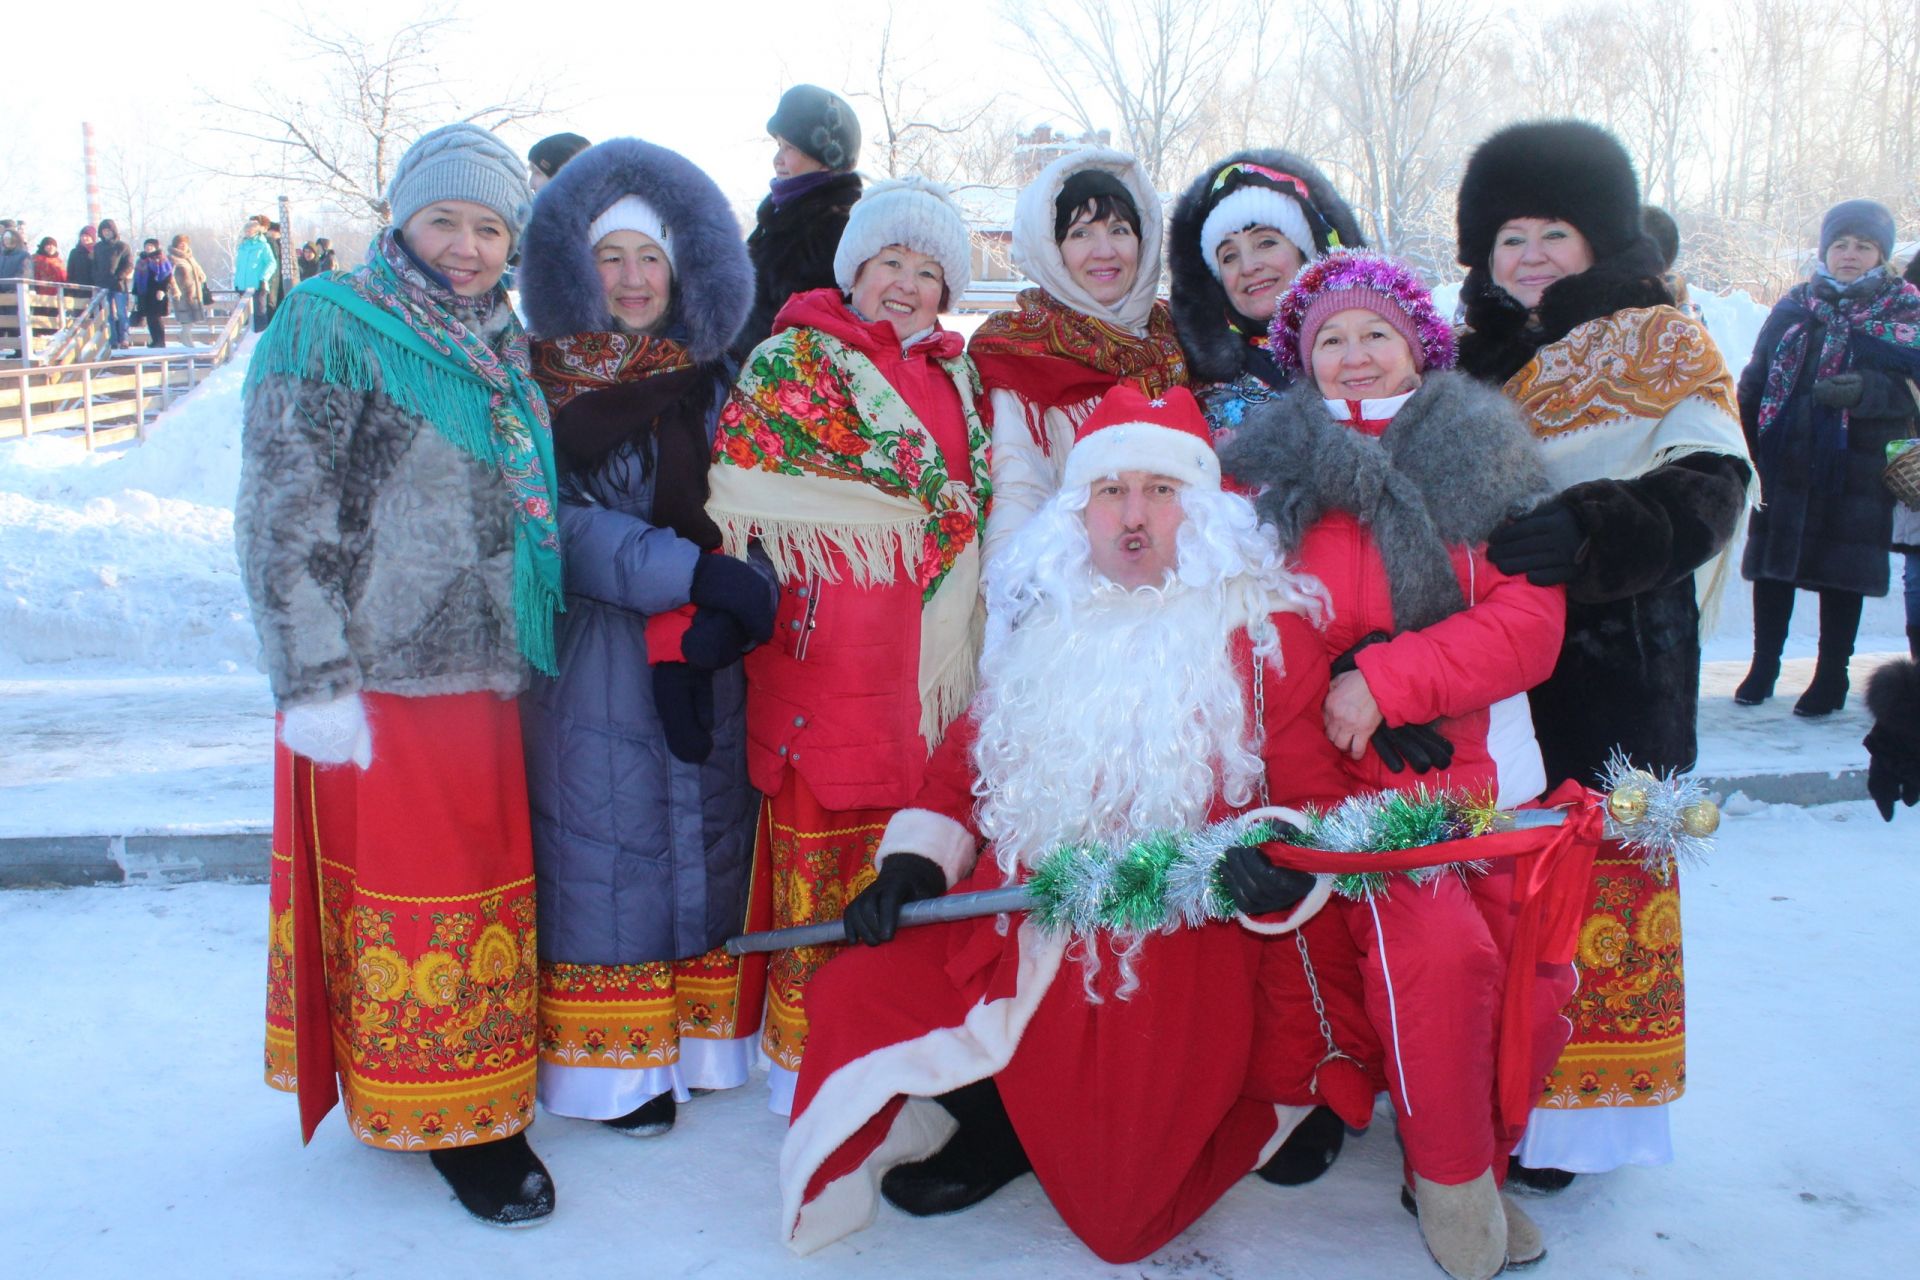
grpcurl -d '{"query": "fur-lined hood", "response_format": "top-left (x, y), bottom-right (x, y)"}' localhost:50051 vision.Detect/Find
top-left (1169, 148), bottom-right (1367, 385)
top-left (518, 137), bottom-right (752, 362)
top-left (1012, 146), bottom-right (1163, 334)
top-left (1219, 371), bottom-right (1553, 631)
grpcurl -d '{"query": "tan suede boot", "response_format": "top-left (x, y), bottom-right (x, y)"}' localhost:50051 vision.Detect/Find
top-left (1411, 1169), bottom-right (1508, 1280)
top-left (1502, 1193), bottom-right (1546, 1268)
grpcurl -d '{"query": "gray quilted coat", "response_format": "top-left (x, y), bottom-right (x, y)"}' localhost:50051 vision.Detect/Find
top-left (516, 138), bottom-right (765, 965)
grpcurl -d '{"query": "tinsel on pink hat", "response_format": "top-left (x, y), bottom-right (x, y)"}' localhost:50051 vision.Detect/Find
top-left (1269, 251), bottom-right (1456, 376)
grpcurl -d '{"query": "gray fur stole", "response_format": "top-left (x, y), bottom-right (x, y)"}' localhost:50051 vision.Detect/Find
top-left (1219, 371), bottom-right (1553, 632)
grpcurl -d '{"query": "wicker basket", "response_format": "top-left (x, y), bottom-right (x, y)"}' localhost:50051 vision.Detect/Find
top-left (1888, 441), bottom-right (1920, 512)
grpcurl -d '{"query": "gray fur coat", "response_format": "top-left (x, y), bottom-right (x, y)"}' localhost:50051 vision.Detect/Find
top-left (1220, 373), bottom-right (1554, 631)
top-left (236, 316), bottom-right (528, 710)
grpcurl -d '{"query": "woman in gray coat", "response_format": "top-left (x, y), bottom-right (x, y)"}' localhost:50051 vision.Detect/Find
top-left (516, 137), bottom-right (774, 1138)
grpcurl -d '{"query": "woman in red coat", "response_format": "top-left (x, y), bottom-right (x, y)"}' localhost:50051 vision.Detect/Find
top-left (709, 177), bottom-right (989, 1113)
top-left (1220, 253), bottom-right (1567, 1280)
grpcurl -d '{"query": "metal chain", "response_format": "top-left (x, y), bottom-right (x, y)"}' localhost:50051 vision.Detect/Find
top-left (1294, 929), bottom-right (1361, 1088)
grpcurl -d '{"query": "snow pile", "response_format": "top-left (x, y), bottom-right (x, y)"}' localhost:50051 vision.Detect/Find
top-left (0, 344), bottom-right (259, 676)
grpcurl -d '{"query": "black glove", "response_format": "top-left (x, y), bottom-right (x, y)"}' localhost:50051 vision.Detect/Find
top-left (1811, 372), bottom-right (1864, 409)
top-left (651, 662), bottom-right (714, 763)
top-left (1864, 723), bottom-right (1920, 822)
top-left (843, 852), bottom-right (947, 945)
top-left (690, 555), bottom-right (776, 643)
top-left (1220, 843), bottom-right (1317, 917)
top-left (1332, 632), bottom-right (1454, 773)
top-left (1371, 720), bottom-right (1456, 774)
top-left (680, 608), bottom-right (749, 671)
top-left (1486, 499), bottom-right (1587, 586)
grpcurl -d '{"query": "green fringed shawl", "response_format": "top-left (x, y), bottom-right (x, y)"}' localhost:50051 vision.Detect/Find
top-left (244, 268), bottom-right (563, 675)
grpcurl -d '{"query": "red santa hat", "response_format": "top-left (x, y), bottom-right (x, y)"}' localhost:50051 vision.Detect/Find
top-left (1061, 384), bottom-right (1221, 493)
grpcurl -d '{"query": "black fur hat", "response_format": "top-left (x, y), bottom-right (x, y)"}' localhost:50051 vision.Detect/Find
top-left (1642, 205), bottom-right (1681, 271)
top-left (1456, 120), bottom-right (1645, 269)
top-left (1170, 148), bottom-right (1367, 385)
top-left (517, 138), bottom-right (752, 362)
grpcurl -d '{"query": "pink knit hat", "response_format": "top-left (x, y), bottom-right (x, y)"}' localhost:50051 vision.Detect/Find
top-left (1270, 252), bottom-right (1456, 376)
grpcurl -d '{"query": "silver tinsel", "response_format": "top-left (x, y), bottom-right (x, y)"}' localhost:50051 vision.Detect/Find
top-left (1598, 749), bottom-right (1716, 870)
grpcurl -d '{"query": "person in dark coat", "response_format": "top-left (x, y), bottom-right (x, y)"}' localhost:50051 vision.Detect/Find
top-left (1456, 119), bottom-right (1754, 1194)
top-left (131, 237), bottom-right (173, 347)
top-left (90, 219), bottom-right (134, 347)
top-left (1906, 253), bottom-right (1920, 288)
top-left (527, 132), bottom-right (591, 191)
top-left (730, 84), bottom-right (864, 361)
top-left (515, 137), bottom-right (773, 1139)
top-left (313, 237), bottom-right (336, 272)
top-left (66, 225), bottom-right (95, 294)
top-left (1734, 199), bottom-right (1920, 714)
top-left (1168, 148), bottom-right (1367, 442)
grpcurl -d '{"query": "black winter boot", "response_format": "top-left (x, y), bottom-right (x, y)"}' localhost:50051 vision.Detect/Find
top-left (1795, 590), bottom-right (1863, 717)
top-left (1256, 1105), bottom-right (1346, 1186)
top-left (430, 1132), bottom-right (556, 1227)
top-left (1907, 626), bottom-right (1919, 663)
top-left (1505, 1155), bottom-right (1577, 1194)
top-left (880, 1079), bottom-right (1032, 1216)
top-left (603, 1092), bottom-right (675, 1137)
top-left (1736, 579), bottom-right (1795, 705)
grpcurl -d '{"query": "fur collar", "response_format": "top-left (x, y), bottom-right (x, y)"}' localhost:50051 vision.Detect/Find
top-left (1219, 371), bottom-right (1552, 631)
top-left (1457, 238), bottom-right (1672, 385)
top-left (517, 137), bottom-right (752, 363)
top-left (1169, 148), bottom-right (1367, 385)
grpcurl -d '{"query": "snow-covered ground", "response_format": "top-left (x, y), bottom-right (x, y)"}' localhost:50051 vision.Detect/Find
top-left (3, 798), bottom-right (1913, 1278)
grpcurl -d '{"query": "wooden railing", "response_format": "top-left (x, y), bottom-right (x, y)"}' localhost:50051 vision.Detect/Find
top-left (0, 291), bottom-right (255, 449)
top-left (1, 279), bottom-right (104, 364)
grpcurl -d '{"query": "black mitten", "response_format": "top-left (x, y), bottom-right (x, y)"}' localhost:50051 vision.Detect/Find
top-left (690, 555), bottom-right (776, 642)
top-left (680, 608), bottom-right (750, 671)
top-left (652, 662), bottom-right (715, 763)
top-left (1811, 372), bottom-right (1864, 409)
top-left (1486, 499), bottom-right (1587, 586)
top-left (1220, 843), bottom-right (1317, 916)
top-left (843, 853), bottom-right (947, 945)
top-left (1864, 659), bottom-right (1920, 822)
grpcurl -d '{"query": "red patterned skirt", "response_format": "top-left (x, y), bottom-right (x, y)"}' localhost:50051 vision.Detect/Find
top-left (265, 691), bottom-right (540, 1149)
top-left (1535, 844), bottom-right (1686, 1109)
top-left (757, 772), bottom-right (889, 1072)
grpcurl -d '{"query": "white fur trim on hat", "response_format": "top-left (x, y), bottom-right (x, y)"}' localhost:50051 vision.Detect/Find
top-left (1199, 187), bottom-right (1315, 283)
top-left (588, 195), bottom-right (673, 269)
top-left (1062, 422), bottom-right (1222, 492)
top-left (833, 176), bottom-right (973, 300)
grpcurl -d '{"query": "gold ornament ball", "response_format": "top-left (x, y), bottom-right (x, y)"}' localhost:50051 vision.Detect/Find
top-left (1679, 800), bottom-right (1721, 837)
top-left (1608, 784), bottom-right (1650, 825)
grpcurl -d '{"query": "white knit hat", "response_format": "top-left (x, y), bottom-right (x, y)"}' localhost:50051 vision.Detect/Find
top-left (1198, 186), bottom-right (1315, 283)
top-left (587, 195), bottom-right (673, 270)
top-left (833, 176), bottom-right (973, 300)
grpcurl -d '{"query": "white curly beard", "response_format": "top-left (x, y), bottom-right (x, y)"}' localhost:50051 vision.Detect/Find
top-left (971, 484), bottom-right (1327, 880)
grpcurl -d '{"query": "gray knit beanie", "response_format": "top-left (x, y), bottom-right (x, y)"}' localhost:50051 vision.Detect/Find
top-left (387, 123), bottom-right (534, 248)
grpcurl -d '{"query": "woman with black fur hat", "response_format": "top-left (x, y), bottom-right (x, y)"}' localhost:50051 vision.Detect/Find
top-left (1168, 149), bottom-right (1366, 442)
top-left (969, 147), bottom-right (1188, 561)
top-left (1733, 199), bottom-right (1920, 712)
top-left (1455, 118), bottom-right (1754, 1191)
top-left (514, 138), bottom-right (775, 1142)
top-left (731, 85), bottom-right (865, 362)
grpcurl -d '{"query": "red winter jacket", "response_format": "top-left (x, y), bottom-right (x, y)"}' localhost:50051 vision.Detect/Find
top-left (740, 289), bottom-right (984, 811)
top-left (1289, 402), bottom-right (1563, 796)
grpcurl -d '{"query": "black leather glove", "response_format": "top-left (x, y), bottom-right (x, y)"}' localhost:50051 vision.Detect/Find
top-left (652, 662), bottom-right (714, 763)
top-left (1220, 843), bottom-right (1317, 916)
top-left (843, 852), bottom-right (947, 945)
top-left (1486, 498), bottom-right (1587, 586)
top-left (1811, 372), bottom-right (1864, 409)
top-left (690, 555), bottom-right (776, 643)
top-left (1371, 720), bottom-right (1456, 774)
top-left (1331, 632), bottom-right (1455, 774)
top-left (1865, 723), bottom-right (1920, 822)
top-left (680, 608), bottom-right (750, 671)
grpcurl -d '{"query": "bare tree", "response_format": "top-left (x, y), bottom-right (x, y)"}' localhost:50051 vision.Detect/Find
top-left (98, 141), bottom-right (198, 244)
top-left (1308, 0), bottom-right (1494, 271)
top-left (1004, 0), bottom-right (1255, 187)
top-left (848, 10), bottom-right (997, 181)
top-left (201, 12), bottom-right (553, 226)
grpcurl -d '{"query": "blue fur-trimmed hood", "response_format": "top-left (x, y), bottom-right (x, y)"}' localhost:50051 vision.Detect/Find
top-left (517, 137), bottom-right (752, 362)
